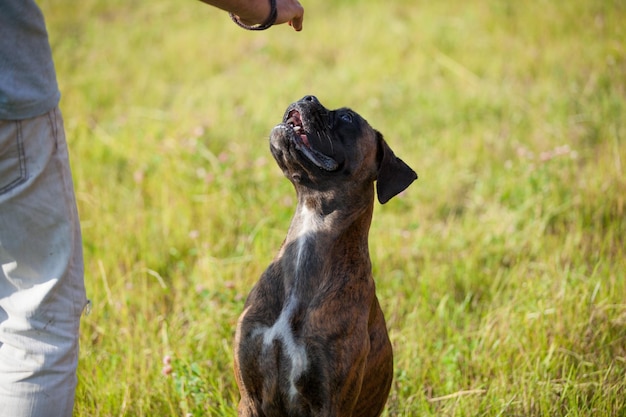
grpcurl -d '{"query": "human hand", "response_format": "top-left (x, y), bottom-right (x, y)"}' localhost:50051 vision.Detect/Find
top-left (277, 0), bottom-right (304, 31)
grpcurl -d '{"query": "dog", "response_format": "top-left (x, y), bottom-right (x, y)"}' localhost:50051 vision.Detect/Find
top-left (233, 95), bottom-right (417, 417)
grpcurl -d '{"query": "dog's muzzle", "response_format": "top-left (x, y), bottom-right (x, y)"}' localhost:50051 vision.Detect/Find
top-left (270, 100), bottom-right (339, 172)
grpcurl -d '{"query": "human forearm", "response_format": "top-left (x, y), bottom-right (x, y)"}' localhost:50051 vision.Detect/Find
top-left (200, 0), bottom-right (269, 24)
top-left (199, 0), bottom-right (303, 31)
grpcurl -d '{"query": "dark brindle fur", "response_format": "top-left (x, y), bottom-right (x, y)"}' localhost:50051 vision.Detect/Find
top-left (233, 95), bottom-right (417, 417)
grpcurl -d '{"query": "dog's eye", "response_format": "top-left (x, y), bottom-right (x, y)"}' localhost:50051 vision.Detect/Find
top-left (339, 113), bottom-right (353, 123)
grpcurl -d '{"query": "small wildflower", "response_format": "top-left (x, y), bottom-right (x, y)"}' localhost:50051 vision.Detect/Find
top-left (161, 364), bottom-right (173, 376)
top-left (161, 355), bottom-right (173, 376)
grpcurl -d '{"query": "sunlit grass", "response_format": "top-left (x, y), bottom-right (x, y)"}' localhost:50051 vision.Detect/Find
top-left (39, 0), bottom-right (626, 415)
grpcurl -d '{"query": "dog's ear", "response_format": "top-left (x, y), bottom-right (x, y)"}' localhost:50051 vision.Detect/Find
top-left (375, 131), bottom-right (418, 204)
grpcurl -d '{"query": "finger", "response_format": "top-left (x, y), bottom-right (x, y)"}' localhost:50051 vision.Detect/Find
top-left (290, 14), bottom-right (303, 31)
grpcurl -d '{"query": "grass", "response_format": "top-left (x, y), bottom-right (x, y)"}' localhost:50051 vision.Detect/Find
top-left (40, 0), bottom-right (626, 415)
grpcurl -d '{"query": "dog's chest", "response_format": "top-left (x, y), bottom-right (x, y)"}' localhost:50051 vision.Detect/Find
top-left (248, 205), bottom-right (325, 401)
top-left (255, 294), bottom-right (308, 401)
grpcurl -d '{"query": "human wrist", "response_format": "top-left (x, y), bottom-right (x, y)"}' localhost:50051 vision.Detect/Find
top-left (230, 0), bottom-right (277, 30)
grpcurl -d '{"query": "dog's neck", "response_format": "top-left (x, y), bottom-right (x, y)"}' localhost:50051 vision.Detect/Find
top-left (276, 186), bottom-right (375, 296)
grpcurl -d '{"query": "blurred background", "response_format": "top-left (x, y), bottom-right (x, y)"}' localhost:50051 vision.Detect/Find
top-left (42, 0), bottom-right (625, 415)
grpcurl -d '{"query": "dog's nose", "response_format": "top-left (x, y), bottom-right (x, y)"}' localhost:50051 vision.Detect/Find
top-left (301, 95), bottom-right (319, 104)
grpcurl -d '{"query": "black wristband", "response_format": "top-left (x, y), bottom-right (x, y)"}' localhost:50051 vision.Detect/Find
top-left (229, 0), bottom-right (277, 31)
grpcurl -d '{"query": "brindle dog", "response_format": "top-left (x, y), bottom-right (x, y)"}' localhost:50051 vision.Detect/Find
top-left (233, 95), bottom-right (417, 417)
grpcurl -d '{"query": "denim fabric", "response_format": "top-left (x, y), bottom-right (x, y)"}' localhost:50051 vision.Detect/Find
top-left (0, 107), bottom-right (86, 417)
top-left (0, 0), bottom-right (61, 120)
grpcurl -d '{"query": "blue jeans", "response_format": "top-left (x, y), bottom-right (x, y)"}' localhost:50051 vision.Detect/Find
top-left (0, 107), bottom-right (87, 417)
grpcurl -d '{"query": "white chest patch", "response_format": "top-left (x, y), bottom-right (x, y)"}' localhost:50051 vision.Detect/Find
top-left (294, 205), bottom-right (322, 271)
top-left (252, 205), bottom-right (321, 400)
top-left (255, 296), bottom-right (308, 400)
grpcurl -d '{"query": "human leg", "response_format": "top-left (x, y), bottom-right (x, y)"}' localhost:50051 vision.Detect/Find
top-left (0, 107), bottom-right (87, 417)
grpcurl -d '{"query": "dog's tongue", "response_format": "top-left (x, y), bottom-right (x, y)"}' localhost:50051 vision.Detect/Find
top-left (294, 127), bottom-right (310, 148)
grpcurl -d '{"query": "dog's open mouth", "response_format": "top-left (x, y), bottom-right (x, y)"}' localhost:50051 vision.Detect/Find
top-left (286, 110), bottom-right (307, 145)
top-left (285, 109), bottom-right (339, 171)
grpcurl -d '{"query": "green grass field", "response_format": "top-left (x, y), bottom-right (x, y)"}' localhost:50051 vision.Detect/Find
top-left (43, 0), bottom-right (625, 415)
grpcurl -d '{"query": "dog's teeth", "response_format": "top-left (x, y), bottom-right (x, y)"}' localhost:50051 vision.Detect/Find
top-left (293, 126), bottom-right (301, 132)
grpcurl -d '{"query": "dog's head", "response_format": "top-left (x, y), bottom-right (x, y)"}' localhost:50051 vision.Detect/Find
top-left (269, 95), bottom-right (417, 204)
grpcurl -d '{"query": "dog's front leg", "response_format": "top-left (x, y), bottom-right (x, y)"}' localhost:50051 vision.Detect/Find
top-left (236, 400), bottom-right (258, 417)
